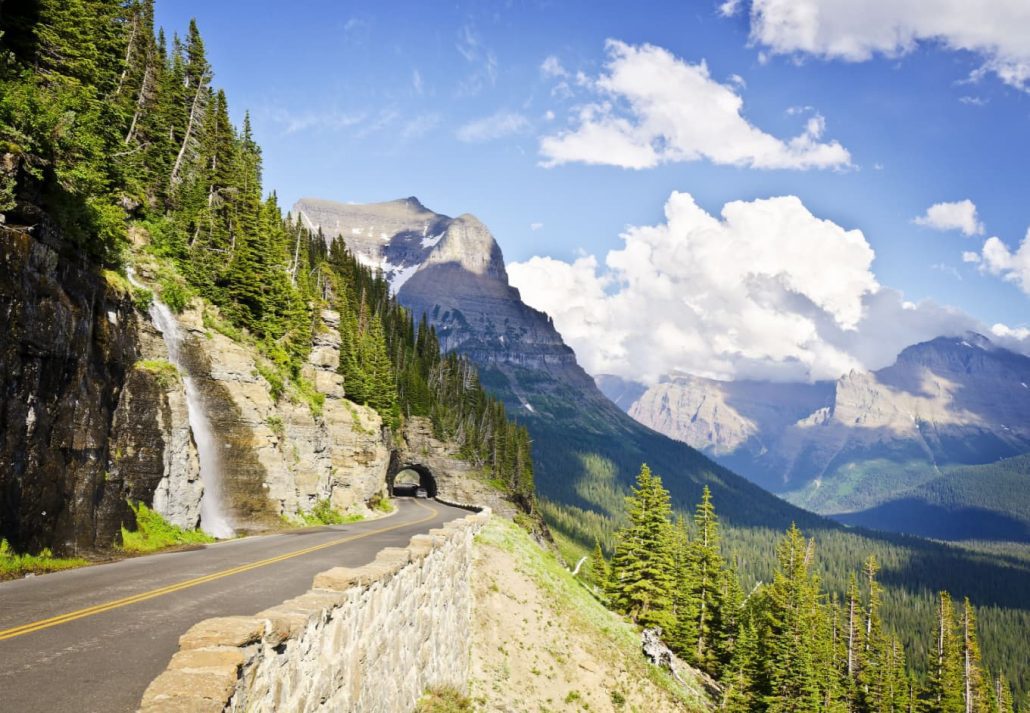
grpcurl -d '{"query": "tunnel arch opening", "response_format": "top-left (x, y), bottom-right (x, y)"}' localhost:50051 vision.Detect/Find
top-left (387, 464), bottom-right (438, 498)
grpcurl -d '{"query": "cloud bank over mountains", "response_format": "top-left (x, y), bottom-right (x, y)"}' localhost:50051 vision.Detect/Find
top-left (509, 192), bottom-right (1029, 384)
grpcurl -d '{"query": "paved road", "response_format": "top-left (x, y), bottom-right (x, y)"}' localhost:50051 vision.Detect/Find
top-left (0, 498), bottom-right (466, 713)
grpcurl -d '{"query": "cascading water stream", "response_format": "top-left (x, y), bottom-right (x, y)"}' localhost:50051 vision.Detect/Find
top-left (128, 271), bottom-right (235, 538)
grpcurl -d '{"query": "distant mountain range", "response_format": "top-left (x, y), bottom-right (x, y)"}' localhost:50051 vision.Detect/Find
top-left (292, 196), bottom-right (821, 533)
top-left (598, 334), bottom-right (1030, 541)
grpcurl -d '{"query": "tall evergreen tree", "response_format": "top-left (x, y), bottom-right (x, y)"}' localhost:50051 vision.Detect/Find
top-left (961, 599), bottom-right (990, 713)
top-left (669, 515), bottom-right (698, 654)
top-left (609, 465), bottom-right (676, 630)
top-left (926, 591), bottom-right (965, 713)
top-left (722, 616), bottom-right (759, 713)
top-left (589, 539), bottom-right (609, 594)
top-left (691, 485), bottom-right (729, 674)
top-left (858, 555), bottom-right (888, 713)
top-left (761, 524), bottom-right (822, 713)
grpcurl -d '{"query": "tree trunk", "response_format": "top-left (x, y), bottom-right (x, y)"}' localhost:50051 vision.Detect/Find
top-left (124, 64), bottom-right (151, 145)
top-left (170, 75), bottom-right (208, 187)
top-left (114, 13), bottom-right (139, 97)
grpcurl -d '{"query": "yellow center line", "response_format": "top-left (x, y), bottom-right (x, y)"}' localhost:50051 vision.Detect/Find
top-left (0, 499), bottom-right (437, 642)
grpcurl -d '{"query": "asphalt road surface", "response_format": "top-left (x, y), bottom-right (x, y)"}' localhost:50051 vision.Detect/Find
top-left (0, 498), bottom-right (467, 713)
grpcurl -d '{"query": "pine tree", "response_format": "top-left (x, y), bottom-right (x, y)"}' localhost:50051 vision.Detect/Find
top-left (589, 539), bottom-right (609, 594)
top-left (858, 555), bottom-right (888, 713)
top-left (994, 674), bottom-right (1015, 713)
top-left (669, 515), bottom-right (698, 654)
top-left (691, 485), bottom-right (729, 675)
top-left (926, 591), bottom-right (965, 713)
top-left (961, 599), bottom-right (990, 713)
top-left (844, 572), bottom-right (863, 704)
top-left (722, 617), bottom-right (759, 713)
top-left (816, 592), bottom-right (847, 713)
top-left (761, 524), bottom-right (822, 713)
top-left (169, 18), bottom-right (210, 188)
top-left (609, 464), bottom-right (676, 631)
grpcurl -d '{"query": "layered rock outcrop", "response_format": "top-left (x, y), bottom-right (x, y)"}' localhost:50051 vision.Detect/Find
top-left (129, 296), bottom-right (392, 532)
top-left (392, 417), bottom-right (520, 517)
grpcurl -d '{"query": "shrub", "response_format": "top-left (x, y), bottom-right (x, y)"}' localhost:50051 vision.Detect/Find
top-left (369, 494), bottom-right (394, 513)
top-left (266, 415), bottom-right (285, 439)
top-left (132, 286), bottom-right (154, 312)
top-left (415, 686), bottom-right (474, 713)
top-left (102, 268), bottom-right (132, 296)
top-left (254, 362), bottom-right (285, 401)
top-left (294, 376), bottom-right (325, 418)
top-left (289, 499), bottom-right (363, 527)
top-left (158, 275), bottom-right (192, 314)
top-left (120, 501), bottom-right (215, 553)
top-left (0, 538), bottom-right (89, 580)
top-left (135, 359), bottom-right (180, 389)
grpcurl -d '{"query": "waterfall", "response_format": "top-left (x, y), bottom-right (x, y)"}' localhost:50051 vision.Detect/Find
top-left (128, 272), bottom-right (235, 538)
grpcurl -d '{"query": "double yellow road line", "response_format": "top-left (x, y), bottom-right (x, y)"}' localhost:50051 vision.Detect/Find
top-left (0, 499), bottom-right (436, 642)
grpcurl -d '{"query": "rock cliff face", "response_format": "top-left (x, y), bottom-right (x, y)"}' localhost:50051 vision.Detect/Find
top-left (293, 197), bottom-right (583, 384)
top-left (0, 226), bottom-right (149, 553)
top-left (613, 335), bottom-right (1030, 518)
top-left (392, 417), bottom-right (519, 518)
top-left (126, 294), bottom-right (392, 533)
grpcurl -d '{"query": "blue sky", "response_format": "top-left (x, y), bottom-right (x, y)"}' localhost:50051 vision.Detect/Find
top-left (155, 0), bottom-right (1030, 382)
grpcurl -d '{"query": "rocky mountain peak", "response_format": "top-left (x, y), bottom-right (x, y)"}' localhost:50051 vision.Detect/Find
top-left (422, 213), bottom-right (508, 282)
top-left (292, 196), bottom-right (585, 387)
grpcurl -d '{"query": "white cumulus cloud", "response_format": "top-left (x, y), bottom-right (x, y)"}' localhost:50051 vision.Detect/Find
top-left (979, 230), bottom-right (1030, 295)
top-left (746, 0), bottom-right (1030, 89)
top-left (913, 199), bottom-right (984, 236)
top-left (509, 192), bottom-right (1026, 384)
top-left (538, 40), bottom-right (851, 171)
top-left (456, 112), bottom-right (531, 143)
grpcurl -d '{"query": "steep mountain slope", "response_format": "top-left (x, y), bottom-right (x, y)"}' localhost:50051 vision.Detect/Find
top-left (608, 335), bottom-right (1030, 537)
top-left (293, 197), bottom-right (818, 531)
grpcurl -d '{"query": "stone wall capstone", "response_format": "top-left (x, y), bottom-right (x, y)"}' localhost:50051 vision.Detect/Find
top-left (139, 508), bottom-right (490, 713)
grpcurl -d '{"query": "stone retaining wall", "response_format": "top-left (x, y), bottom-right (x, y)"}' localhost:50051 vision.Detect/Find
top-left (139, 508), bottom-right (490, 712)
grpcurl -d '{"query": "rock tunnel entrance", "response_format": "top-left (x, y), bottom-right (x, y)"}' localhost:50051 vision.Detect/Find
top-left (387, 464), bottom-right (437, 498)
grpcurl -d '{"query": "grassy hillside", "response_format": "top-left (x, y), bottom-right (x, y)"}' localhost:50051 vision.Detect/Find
top-left (470, 517), bottom-right (714, 711)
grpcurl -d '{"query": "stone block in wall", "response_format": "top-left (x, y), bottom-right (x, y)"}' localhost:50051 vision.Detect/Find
top-left (139, 509), bottom-right (492, 713)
